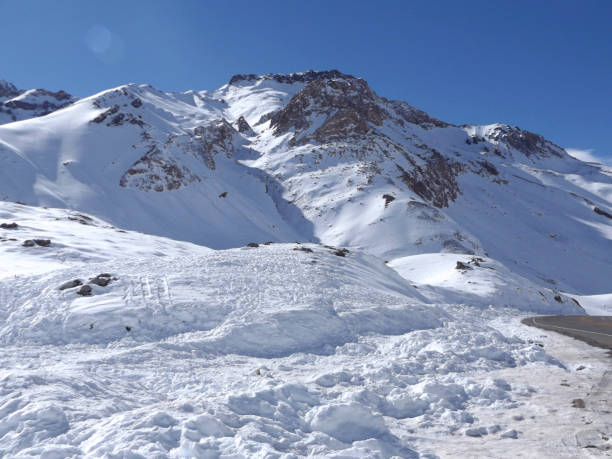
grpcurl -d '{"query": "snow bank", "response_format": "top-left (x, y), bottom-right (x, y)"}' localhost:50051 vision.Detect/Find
top-left (389, 253), bottom-right (584, 314)
top-left (572, 293), bottom-right (612, 315)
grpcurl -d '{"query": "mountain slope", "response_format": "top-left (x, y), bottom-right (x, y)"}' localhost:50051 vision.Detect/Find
top-left (0, 84), bottom-right (309, 246)
top-left (0, 71), bottom-right (610, 294)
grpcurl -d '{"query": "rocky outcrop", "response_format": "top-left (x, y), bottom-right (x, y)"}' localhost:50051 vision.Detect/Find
top-left (119, 145), bottom-right (199, 192)
top-left (229, 70), bottom-right (355, 86)
top-left (486, 125), bottom-right (564, 158)
top-left (594, 207), bottom-right (612, 219)
top-left (388, 100), bottom-right (451, 129)
top-left (0, 79), bottom-right (20, 99)
top-left (397, 152), bottom-right (462, 208)
top-left (120, 119), bottom-right (240, 192)
top-left (0, 79), bottom-right (76, 124)
top-left (91, 104), bottom-right (146, 127)
top-left (271, 78), bottom-right (388, 144)
top-left (235, 116), bottom-right (255, 135)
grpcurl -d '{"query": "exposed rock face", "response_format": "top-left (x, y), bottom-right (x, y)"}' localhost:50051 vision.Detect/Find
top-left (271, 78), bottom-right (387, 144)
top-left (397, 153), bottom-right (462, 208)
top-left (235, 116), bottom-right (254, 135)
top-left (186, 119), bottom-right (239, 167)
top-left (261, 73), bottom-right (467, 210)
top-left (486, 125), bottom-right (565, 158)
top-left (0, 79), bottom-right (76, 123)
top-left (77, 285), bottom-right (92, 296)
top-left (120, 119), bottom-right (240, 192)
top-left (89, 87), bottom-right (148, 128)
top-left (119, 145), bottom-right (200, 192)
top-left (0, 79), bottom-right (21, 99)
top-left (89, 273), bottom-right (112, 287)
top-left (91, 104), bottom-right (146, 127)
top-left (21, 239), bottom-right (51, 247)
top-left (59, 279), bottom-right (83, 290)
top-left (388, 100), bottom-right (450, 129)
top-left (594, 207), bottom-right (612, 219)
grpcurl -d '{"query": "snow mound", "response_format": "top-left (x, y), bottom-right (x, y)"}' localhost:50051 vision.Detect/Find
top-left (0, 243), bottom-right (440, 351)
top-left (306, 403), bottom-right (388, 442)
top-left (0, 201), bottom-right (211, 278)
top-left (389, 253), bottom-right (583, 314)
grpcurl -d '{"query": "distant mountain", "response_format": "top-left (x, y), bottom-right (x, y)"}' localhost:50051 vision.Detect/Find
top-left (0, 70), bottom-right (610, 293)
top-left (0, 78), bottom-right (76, 123)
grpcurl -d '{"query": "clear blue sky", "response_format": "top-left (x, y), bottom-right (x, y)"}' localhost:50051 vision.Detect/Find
top-left (1, 0), bottom-right (610, 161)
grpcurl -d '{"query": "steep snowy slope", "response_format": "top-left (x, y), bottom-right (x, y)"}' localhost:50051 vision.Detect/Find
top-left (0, 78), bottom-right (76, 124)
top-left (0, 70), bottom-right (610, 295)
top-left (0, 84), bottom-right (308, 246)
top-left (241, 74), bottom-right (611, 293)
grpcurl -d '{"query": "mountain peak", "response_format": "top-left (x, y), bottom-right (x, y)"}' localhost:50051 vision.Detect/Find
top-left (228, 69), bottom-right (356, 86)
top-left (0, 78), bottom-right (20, 98)
top-left (0, 78), bottom-right (76, 124)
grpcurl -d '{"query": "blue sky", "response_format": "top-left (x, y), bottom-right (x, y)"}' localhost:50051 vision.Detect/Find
top-left (1, 0), bottom-right (610, 162)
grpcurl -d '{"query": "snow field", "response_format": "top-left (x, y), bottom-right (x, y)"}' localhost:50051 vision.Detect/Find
top-left (0, 304), bottom-right (569, 457)
top-left (0, 206), bottom-right (585, 456)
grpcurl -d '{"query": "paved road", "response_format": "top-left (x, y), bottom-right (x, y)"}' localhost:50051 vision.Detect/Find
top-left (522, 315), bottom-right (612, 350)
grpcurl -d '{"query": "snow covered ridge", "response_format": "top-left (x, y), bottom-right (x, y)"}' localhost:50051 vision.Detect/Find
top-left (228, 69), bottom-right (356, 85)
top-left (0, 77), bottom-right (76, 124)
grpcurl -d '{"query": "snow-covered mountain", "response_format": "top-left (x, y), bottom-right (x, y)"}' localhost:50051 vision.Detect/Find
top-left (1, 71), bottom-right (611, 457)
top-left (0, 70), bottom-right (609, 294)
top-left (0, 78), bottom-right (76, 124)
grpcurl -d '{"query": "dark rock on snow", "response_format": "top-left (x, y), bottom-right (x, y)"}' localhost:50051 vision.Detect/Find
top-left (382, 194), bottom-right (395, 207)
top-left (59, 279), bottom-right (83, 290)
top-left (89, 274), bottom-right (112, 287)
top-left (77, 285), bottom-right (93, 296)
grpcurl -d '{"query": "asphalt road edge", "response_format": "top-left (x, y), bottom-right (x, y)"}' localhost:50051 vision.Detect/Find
top-left (522, 317), bottom-right (612, 353)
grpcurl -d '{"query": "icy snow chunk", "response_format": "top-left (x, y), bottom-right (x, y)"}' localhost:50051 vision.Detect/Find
top-left (412, 380), bottom-right (469, 411)
top-left (183, 414), bottom-right (233, 440)
top-left (314, 371), bottom-right (362, 388)
top-left (0, 402), bottom-right (69, 454)
top-left (306, 403), bottom-right (388, 443)
top-left (381, 391), bottom-right (430, 419)
top-left (146, 412), bottom-right (178, 428)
